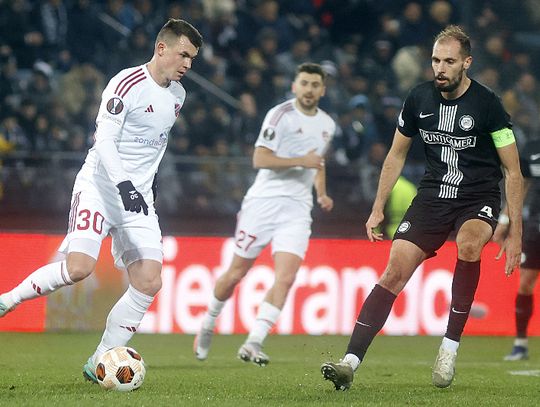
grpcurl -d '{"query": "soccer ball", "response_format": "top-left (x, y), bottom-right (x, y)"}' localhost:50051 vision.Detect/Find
top-left (96, 346), bottom-right (146, 391)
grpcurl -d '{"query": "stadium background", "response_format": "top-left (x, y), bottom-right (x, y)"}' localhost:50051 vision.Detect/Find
top-left (1, 0), bottom-right (540, 334)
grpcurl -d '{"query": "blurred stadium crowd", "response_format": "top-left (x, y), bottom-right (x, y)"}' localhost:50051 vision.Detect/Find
top-left (1, 0), bottom-right (540, 235)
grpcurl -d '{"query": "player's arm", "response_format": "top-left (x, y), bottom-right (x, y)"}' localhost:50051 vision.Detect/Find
top-left (314, 165), bottom-right (333, 212)
top-left (252, 146), bottom-right (324, 170)
top-left (493, 177), bottom-right (529, 244)
top-left (94, 82), bottom-right (148, 215)
top-left (366, 129), bottom-right (412, 241)
top-left (94, 123), bottom-right (149, 216)
top-left (494, 132), bottom-right (524, 276)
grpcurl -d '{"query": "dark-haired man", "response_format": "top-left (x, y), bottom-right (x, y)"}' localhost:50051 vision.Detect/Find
top-left (0, 19), bottom-right (203, 383)
top-left (195, 63), bottom-right (336, 366)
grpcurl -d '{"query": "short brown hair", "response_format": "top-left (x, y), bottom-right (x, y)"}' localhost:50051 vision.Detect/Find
top-left (295, 63), bottom-right (327, 82)
top-left (156, 19), bottom-right (203, 49)
top-left (434, 25), bottom-right (471, 57)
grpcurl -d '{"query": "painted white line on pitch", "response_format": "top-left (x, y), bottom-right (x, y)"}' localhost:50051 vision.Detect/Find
top-left (508, 370), bottom-right (540, 377)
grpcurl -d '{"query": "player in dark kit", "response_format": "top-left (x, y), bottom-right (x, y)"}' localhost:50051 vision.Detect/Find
top-left (321, 25), bottom-right (523, 390)
top-left (494, 138), bottom-right (540, 361)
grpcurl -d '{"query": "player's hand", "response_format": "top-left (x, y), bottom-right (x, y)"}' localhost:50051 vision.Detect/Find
top-left (117, 180), bottom-right (149, 216)
top-left (302, 149), bottom-right (325, 169)
top-left (366, 210), bottom-right (384, 242)
top-left (495, 233), bottom-right (521, 276)
top-left (317, 195), bottom-right (333, 212)
top-left (491, 223), bottom-right (508, 246)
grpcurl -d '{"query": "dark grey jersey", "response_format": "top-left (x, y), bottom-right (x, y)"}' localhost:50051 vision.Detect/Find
top-left (398, 79), bottom-right (512, 199)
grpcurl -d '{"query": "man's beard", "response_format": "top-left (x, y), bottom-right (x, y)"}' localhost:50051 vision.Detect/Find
top-left (298, 96), bottom-right (316, 110)
top-left (435, 70), bottom-right (463, 92)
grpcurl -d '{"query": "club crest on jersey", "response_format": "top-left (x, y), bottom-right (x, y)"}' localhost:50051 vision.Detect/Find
top-left (175, 103), bottom-right (181, 117)
top-left (459, 115), bottom-right (474, 131)
top-left (396, 221), bottom-right (411, 234)
top-left (106, 97), bottom-right (124, 115)
top-left (263, 127), bottom-right (275, 141)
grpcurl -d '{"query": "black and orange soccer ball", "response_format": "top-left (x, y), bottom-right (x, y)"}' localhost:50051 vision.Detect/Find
top-left (96, 346), bottom-right (146, 391)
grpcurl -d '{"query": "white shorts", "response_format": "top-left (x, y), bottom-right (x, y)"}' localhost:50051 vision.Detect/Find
top-left (58, 175), bottom-right (163, 269)
top-left (233, 197), bottom-right (312, 259)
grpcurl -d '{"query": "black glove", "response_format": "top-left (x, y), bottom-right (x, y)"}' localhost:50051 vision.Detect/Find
top-left (117, 180), bottom-right (148, 216)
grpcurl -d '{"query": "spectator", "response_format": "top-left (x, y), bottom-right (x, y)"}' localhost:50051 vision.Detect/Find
top-left (333, 94), bottom-right (378, 165)
top-left (23, 63), bottom-right (55, 112)
top-left (36, 0), bottom-right (69, 64)
top-left (0, 0), bottom-right (45, 69)
top-left (67, 0), bottom-right (105, 66)
top-left (276, 37), bottom-right (312, 77)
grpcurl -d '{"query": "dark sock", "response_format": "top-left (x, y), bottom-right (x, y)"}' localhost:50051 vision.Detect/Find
top-left (515, 294), bottom-right (533, 339)
top-left (346, 284), bottom-right (397, 361)
top-left (445, 259), bottom-right (480, 342)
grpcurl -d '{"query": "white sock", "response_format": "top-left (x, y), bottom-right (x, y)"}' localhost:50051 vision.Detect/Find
top-left (201, 295), bottom-right (226, 331)
top-left (514, 338), bottom-right (528, 347)
top-left (246, 302), bottom-right (281, 345)
top-left (342, 353), bottom-right (360, 371)
top-left (92, 285), bottom-right (153, 362)
top-left (441, 337), bottom-right (459, 353)
top-left (8, 260), bottom-right (72, 304)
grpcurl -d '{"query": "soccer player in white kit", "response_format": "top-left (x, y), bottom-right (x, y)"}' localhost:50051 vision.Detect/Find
top-left (194, 63), bottom-right (336, 365)
top-left (0, 19), bottom-right (202, 382)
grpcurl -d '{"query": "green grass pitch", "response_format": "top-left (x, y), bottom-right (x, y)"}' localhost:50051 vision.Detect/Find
top-left (0, 333), bottom-right (538, 406)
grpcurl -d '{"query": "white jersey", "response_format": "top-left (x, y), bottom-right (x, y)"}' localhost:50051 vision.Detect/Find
top-left (245, 99), bottom-right (336, 206)
top-left (77, 64), bottom-right (186, 196)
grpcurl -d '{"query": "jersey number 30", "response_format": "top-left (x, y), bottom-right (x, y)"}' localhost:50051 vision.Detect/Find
top-left (76, 209), bottom-right (105, 234)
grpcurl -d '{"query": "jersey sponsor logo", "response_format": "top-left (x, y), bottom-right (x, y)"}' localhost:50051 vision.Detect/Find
top-left (419, 129), bottom-right (476, 150)
top-left (263, 127), bottom-right (275, 141)
top-left (106, 97), bottom-right (124, 115)
top-left (458, 115), bottom-right (475, 131)
top-left (419, 112), bottom-right (434, 118)
top-left (100, 113), bottom-right (122, 125)
top-left (396, 221), bottom-right (411, 234)
top-left (134, 133), bottom-right (167, 147)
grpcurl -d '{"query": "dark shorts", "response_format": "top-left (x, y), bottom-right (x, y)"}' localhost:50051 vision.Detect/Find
top-left (522, 224), bottom-right (540, 269)
top-left (392, 193), bottom-right (500, 258)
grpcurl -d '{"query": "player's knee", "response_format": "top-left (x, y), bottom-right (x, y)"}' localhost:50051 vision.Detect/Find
top-left (224, 264), bottom-right (250, 285)
top-left (66, 263), bottom-right (94, 282)
top-left (275, 273), bottom-right (296, 289)
top-left (457, 240), bottom-right (482, 261)
top-left (134, 276), bottom-right (162, 297)
top-left (379, 269), bottom-right (407, 293)
top-left (519, 279), bottom-right (536, 294)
